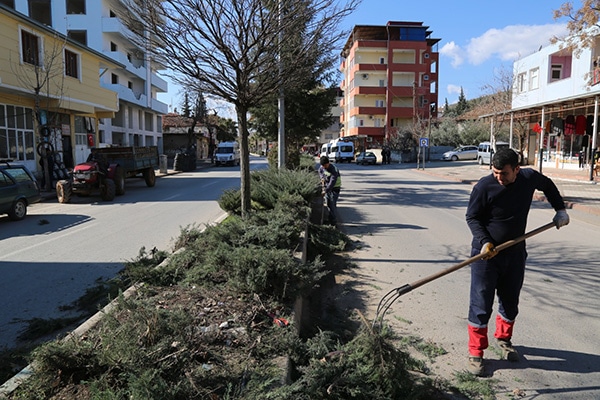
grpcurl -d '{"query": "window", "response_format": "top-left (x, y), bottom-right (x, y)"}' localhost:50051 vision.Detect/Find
top-left (64, 49), bottom-right (79, 78)
top-left (379, 79), bottom-right (385, 87)
top-left (29, 0), bottom-right (51, 26)
top-left (529, 68), bottom-right (539, 90)
top-left (551, 64), bottom-right (562, 80)
top-left (0, 105), bottom-right (35, 161)
top-left (111, 42), bottom-right (118, 51)
top-left (517, 72), bottom-right (527, 93)
top-left (0, 0), bottom-right (15, 8)
top-left (379, 57), bottom-right (385, 64)
top-left (111, 73), bottom-right (119, 84)
top-left (66, 0), bottom-right (86, 14)
top-left (21, 30), bottom-right (41, 66)
top-left (375, 100), bottom-right (384, 107)
top-left (67, 30), bottom-right (87, 46)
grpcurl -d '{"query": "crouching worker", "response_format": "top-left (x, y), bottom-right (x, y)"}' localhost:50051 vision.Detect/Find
top-left (318, 156), bottom-right (342, 226)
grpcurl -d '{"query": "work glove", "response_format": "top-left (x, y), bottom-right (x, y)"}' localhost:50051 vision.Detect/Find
top-left (480, 242), bottom-right (498, 260)
top-left (553, 209), bottom-right (570, 229)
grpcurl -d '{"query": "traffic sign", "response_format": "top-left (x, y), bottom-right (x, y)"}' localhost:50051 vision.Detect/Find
top-left (420, 138), bottom-right (429, 147)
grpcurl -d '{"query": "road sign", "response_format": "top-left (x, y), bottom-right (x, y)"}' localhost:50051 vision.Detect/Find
top-left (420, 138), bottom-right (429, 147)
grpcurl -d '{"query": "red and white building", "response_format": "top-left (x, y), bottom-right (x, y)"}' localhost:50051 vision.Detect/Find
top-left (338, 21), bottom-right (440, 148)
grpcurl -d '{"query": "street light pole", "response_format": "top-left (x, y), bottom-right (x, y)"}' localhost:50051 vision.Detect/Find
top-left (277, 0), bottom-right (285, 168)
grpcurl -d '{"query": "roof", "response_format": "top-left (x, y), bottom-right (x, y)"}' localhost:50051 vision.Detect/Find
top-left (341, 21), bottom-right (441, 57)
top-left (163, 113), bottom-right (195, 128)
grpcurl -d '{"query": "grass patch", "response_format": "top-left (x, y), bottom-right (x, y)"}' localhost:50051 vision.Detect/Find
top-left (453, 371), bottom-right (498, 399)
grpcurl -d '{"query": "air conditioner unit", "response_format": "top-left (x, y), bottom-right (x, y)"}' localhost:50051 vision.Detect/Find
top-left (369, 115), bottom-right (373, 119)
top-left (362, 73), bottom-right (369, 79)
top-left (423, 53), bottom-right (430, 59)
top-left (366, 136), bottom-right (373, 142)
top-left (424, 75), bottom-right (429, 81)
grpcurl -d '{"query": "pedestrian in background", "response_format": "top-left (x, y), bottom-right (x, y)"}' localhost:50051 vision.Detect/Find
top-left (464, 147), bottom-right (569, 376)
top-left (318, 156), bottom-right (342, 226)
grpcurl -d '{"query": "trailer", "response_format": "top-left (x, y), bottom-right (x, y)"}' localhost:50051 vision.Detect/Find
top-left (56, 146), bottom-right (159, 203)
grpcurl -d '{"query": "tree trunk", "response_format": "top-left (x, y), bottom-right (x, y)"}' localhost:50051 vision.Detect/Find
top-left (237, 108), bottom-right (251, 217)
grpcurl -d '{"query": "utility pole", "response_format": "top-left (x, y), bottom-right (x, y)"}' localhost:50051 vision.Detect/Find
top-left (277, 0), bottom-right (285, 168)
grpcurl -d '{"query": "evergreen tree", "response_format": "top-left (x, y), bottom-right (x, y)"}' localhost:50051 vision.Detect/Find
top-left (182, 92), bottom-right (191, 118)
top-left (455, 87), bottom-right (469, 115)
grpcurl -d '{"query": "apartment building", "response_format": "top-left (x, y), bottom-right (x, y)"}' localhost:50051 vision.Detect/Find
top-left (5, 0), bottom-right (167, 154)
top-left (339, 21), bottom-right (440, 149)
top-left (511, 32), bottom-right (600, 171)
top-left (0, 2), bottom-right (119, 174)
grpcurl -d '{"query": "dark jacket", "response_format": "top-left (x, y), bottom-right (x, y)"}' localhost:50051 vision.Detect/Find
top-left (319, 164), bottom-right (341, 193)
top-left (466, 168), bottom-right (565, 250)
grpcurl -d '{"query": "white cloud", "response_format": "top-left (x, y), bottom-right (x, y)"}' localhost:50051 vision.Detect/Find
top-left (465, 23), bottom-right (568, 66)
top-left (440, 41), bottom-right (465, 68)
top-left (446, 84), bottom-right (462, 95)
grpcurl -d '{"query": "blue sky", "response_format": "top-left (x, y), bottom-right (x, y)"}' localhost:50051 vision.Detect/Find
top-left (157, 0), bottom-right (575, 115)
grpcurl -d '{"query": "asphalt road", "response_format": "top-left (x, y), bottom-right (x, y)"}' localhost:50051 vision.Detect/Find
top-left (0, 159), bottom-right (265, 350)
top-left (334, 161), bottom-right (600, 400)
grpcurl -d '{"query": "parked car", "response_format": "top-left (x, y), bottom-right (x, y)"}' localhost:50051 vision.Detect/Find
top-left (477, 141), bottom-right (510, 165)
top-left (355, 151), bottom-right (377, 165)
top-left (0, 162), bottom-right (41, 221)
top-left (442, 145), bottom-right (478, 161)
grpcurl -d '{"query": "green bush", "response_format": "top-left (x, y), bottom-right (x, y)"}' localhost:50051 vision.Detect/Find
top-left (219, 168), bottom-right (321, 214)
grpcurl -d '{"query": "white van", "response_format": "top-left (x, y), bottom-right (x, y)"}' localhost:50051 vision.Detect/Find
top-left (214, 141), bottom-right (240, 166)
top-left (320, 142), bottom-right (331, 158)
top-left (328, 139), bottom-right (355, 163)
top-left (477, 141), bottom-right (509, 165)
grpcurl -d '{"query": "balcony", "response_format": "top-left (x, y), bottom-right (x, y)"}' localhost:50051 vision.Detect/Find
top-left (387, 106), bottom-right (414, 119)
top-left (152, 98), bottom-right (169, 114)
top-left (354, 86), bottom-right (386, 95)
top-left (101, 17), bottom-right (133, 40)
top-left (152, 74), bottom-right (168, 93)
top-left (105, 51), bottom-right (148, 80)
top-left (104, 83), bottom-right (147, 107)
top-left (356, 106), bottom-right (385, 116)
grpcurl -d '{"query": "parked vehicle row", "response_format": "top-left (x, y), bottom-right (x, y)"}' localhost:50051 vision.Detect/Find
top-left (320, 139), bottom-right (355, 163)
top-left (441, 142), bottom-right (511, 164)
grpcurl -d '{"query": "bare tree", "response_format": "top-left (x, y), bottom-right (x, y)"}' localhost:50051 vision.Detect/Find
top-left (11, 34), bottom-right (67, 191)
top-left (120, 0), bottom-right (359, 216)
top-left (479, 64), bottom-right (522, 150)
top-left (553, 1), bottom-right (600, 55)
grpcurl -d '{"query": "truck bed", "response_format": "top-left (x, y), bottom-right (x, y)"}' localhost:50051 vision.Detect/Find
top-left (91, 146), bottom-right (159, 173)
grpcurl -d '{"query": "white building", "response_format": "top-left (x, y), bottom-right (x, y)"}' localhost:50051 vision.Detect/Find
top-left (9, 0), bottom-right (168, 154)
top-left (511, 32), bottom-right (600, 171)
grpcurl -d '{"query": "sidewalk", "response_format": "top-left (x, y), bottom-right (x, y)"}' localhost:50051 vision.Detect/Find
top-left (418, 161), bottom-right (600, 216)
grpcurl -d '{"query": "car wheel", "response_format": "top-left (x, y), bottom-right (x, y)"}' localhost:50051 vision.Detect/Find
top-left (8, 199), bottom-right (27, 221)
top-left (478, 157), bottom-right (483, 165)
top-left (451, 155), bottom-right (459, 161)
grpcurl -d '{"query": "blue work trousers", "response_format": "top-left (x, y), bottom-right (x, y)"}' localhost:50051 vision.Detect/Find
top-left (468, 245), bottom-right (528, 327)
top-left (325, 189), bottom-right (340, 224)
